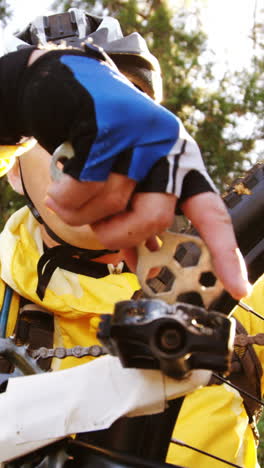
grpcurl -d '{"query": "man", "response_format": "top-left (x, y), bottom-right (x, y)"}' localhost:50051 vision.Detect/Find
top-left (2, 146), bottom-right (262, 466)
top-left (3, 145), bottom-right (261, 467)
top-left (2, 144), bottom-right (140, 370)
top-left (0, 9), bottom-right (256, 468)
top-left (0, 9), bottom-right (249, 300)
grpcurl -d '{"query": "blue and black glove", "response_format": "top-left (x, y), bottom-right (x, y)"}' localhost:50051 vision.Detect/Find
top-left (0, 44), bottom-right (216, 203)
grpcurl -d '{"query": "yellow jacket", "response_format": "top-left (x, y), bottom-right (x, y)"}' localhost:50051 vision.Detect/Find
top-left (1, 206), bottom-right (263, 467)
top-left (0, 206), bottom-right (140, 370)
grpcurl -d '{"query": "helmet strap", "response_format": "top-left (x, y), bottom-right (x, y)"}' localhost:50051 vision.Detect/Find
top-left (18, 160), bottom-right (117, 251)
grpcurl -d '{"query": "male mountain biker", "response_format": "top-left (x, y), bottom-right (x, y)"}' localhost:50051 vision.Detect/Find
top-left (0, 9), bottom-right (248, 301)
top-left (0, 8), bottom-right (260, 468)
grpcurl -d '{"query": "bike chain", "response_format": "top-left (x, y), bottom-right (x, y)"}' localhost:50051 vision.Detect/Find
top-left (30, 344), bottom-right (108, 360)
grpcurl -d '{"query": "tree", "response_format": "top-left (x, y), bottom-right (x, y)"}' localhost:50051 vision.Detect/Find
top-left (52, 0), bottom-right (263, 190)
top-left (0, 177), bottom-right (25, 231)
top-left (0, 0), bottom-right (11, 24)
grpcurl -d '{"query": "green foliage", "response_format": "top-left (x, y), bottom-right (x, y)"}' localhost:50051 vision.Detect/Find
top-left (258, 414), bottom-right (264, 467)
top-left (0, 178), bottom-right (26, 231)
top-left (0, 0), bottom-right (11, 24)
top-left (113, 0), bottom-right (139, 32)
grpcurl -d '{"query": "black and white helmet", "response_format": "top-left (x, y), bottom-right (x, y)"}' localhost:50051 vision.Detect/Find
top-left (15, 8), bottom-right (163, 102)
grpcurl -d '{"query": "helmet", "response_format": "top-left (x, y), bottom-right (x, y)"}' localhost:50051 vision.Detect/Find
top-left (16, 8), bottom-right (163, 103)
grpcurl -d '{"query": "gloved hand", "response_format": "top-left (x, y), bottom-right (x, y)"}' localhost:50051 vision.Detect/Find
top-left (5, 45), bottom-right (214, 197)
top-left (0, 46), bottom-right (251, 300)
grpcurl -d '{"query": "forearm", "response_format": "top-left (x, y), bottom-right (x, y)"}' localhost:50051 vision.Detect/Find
top-left (8, 47), bottom-right (213, 199)
top-left (1, 45), bottom-right (215, 207)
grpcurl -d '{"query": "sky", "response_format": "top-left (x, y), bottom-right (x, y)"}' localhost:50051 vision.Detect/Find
top-left (200, 0), bottom-right (261, 70)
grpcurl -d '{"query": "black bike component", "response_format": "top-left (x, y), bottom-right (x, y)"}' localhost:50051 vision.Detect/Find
top-left (0, 337), bottom-right (42, 376)
top-left (174, 163), bottom-right (264, 314)
top-left (5, 432), bottom-right (184, 468)
top-left (224, 163), bottom-right (264, 261)
top-left (67, 438), bottom-right (184, 468)
top-left (33, 448), bottom-right (69, 468)
top-left (78, 397), bottom-right (184, 463)
top-left (0, 337), bottom-right (42, 393)
top-left (98, 299), bottom-right (234, 379)
top-left (212, 163), bottom-right (264, 313)
top-left (4, 439), bottom-right (71, 468)
top-left (88, 299), bottom-right (233, 466)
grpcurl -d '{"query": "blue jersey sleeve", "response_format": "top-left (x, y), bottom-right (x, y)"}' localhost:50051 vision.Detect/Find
top-left (18, 48), bottom-right (216, 200)
top-left (60, 54), bottom-right (180, 182)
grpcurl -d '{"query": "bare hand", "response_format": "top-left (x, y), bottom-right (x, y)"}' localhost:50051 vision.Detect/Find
top-left (180, 192), bottom-right (251, 300)
top-left (45, 173), bottom-right (176, 247)
top-left (45, 174), bottom-right (251, 300)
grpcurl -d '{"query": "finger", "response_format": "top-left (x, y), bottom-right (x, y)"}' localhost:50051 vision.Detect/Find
top-left (46, 173), bottom-right (104, 209)
top-left (180, 192), bottom-right (251, 300)
top-left (92, 192), bottom-right (176, 249)
top-left (45, 173), bottom-right (136, 226)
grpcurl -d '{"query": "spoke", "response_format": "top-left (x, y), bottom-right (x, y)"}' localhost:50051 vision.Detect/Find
top-left (212, 373), bottom-right (264, 407)
top-left (237, 301), bottom-right (264, 321)
top-left (171, 438), bottom-right (243, 468)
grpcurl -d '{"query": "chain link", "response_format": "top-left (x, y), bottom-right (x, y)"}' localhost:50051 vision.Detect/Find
top-left (31, 345), bottom-right (108, 360)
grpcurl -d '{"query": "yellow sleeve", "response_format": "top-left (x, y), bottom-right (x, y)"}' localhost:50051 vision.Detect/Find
top-left (167, 385), bottom-right (257, 468)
